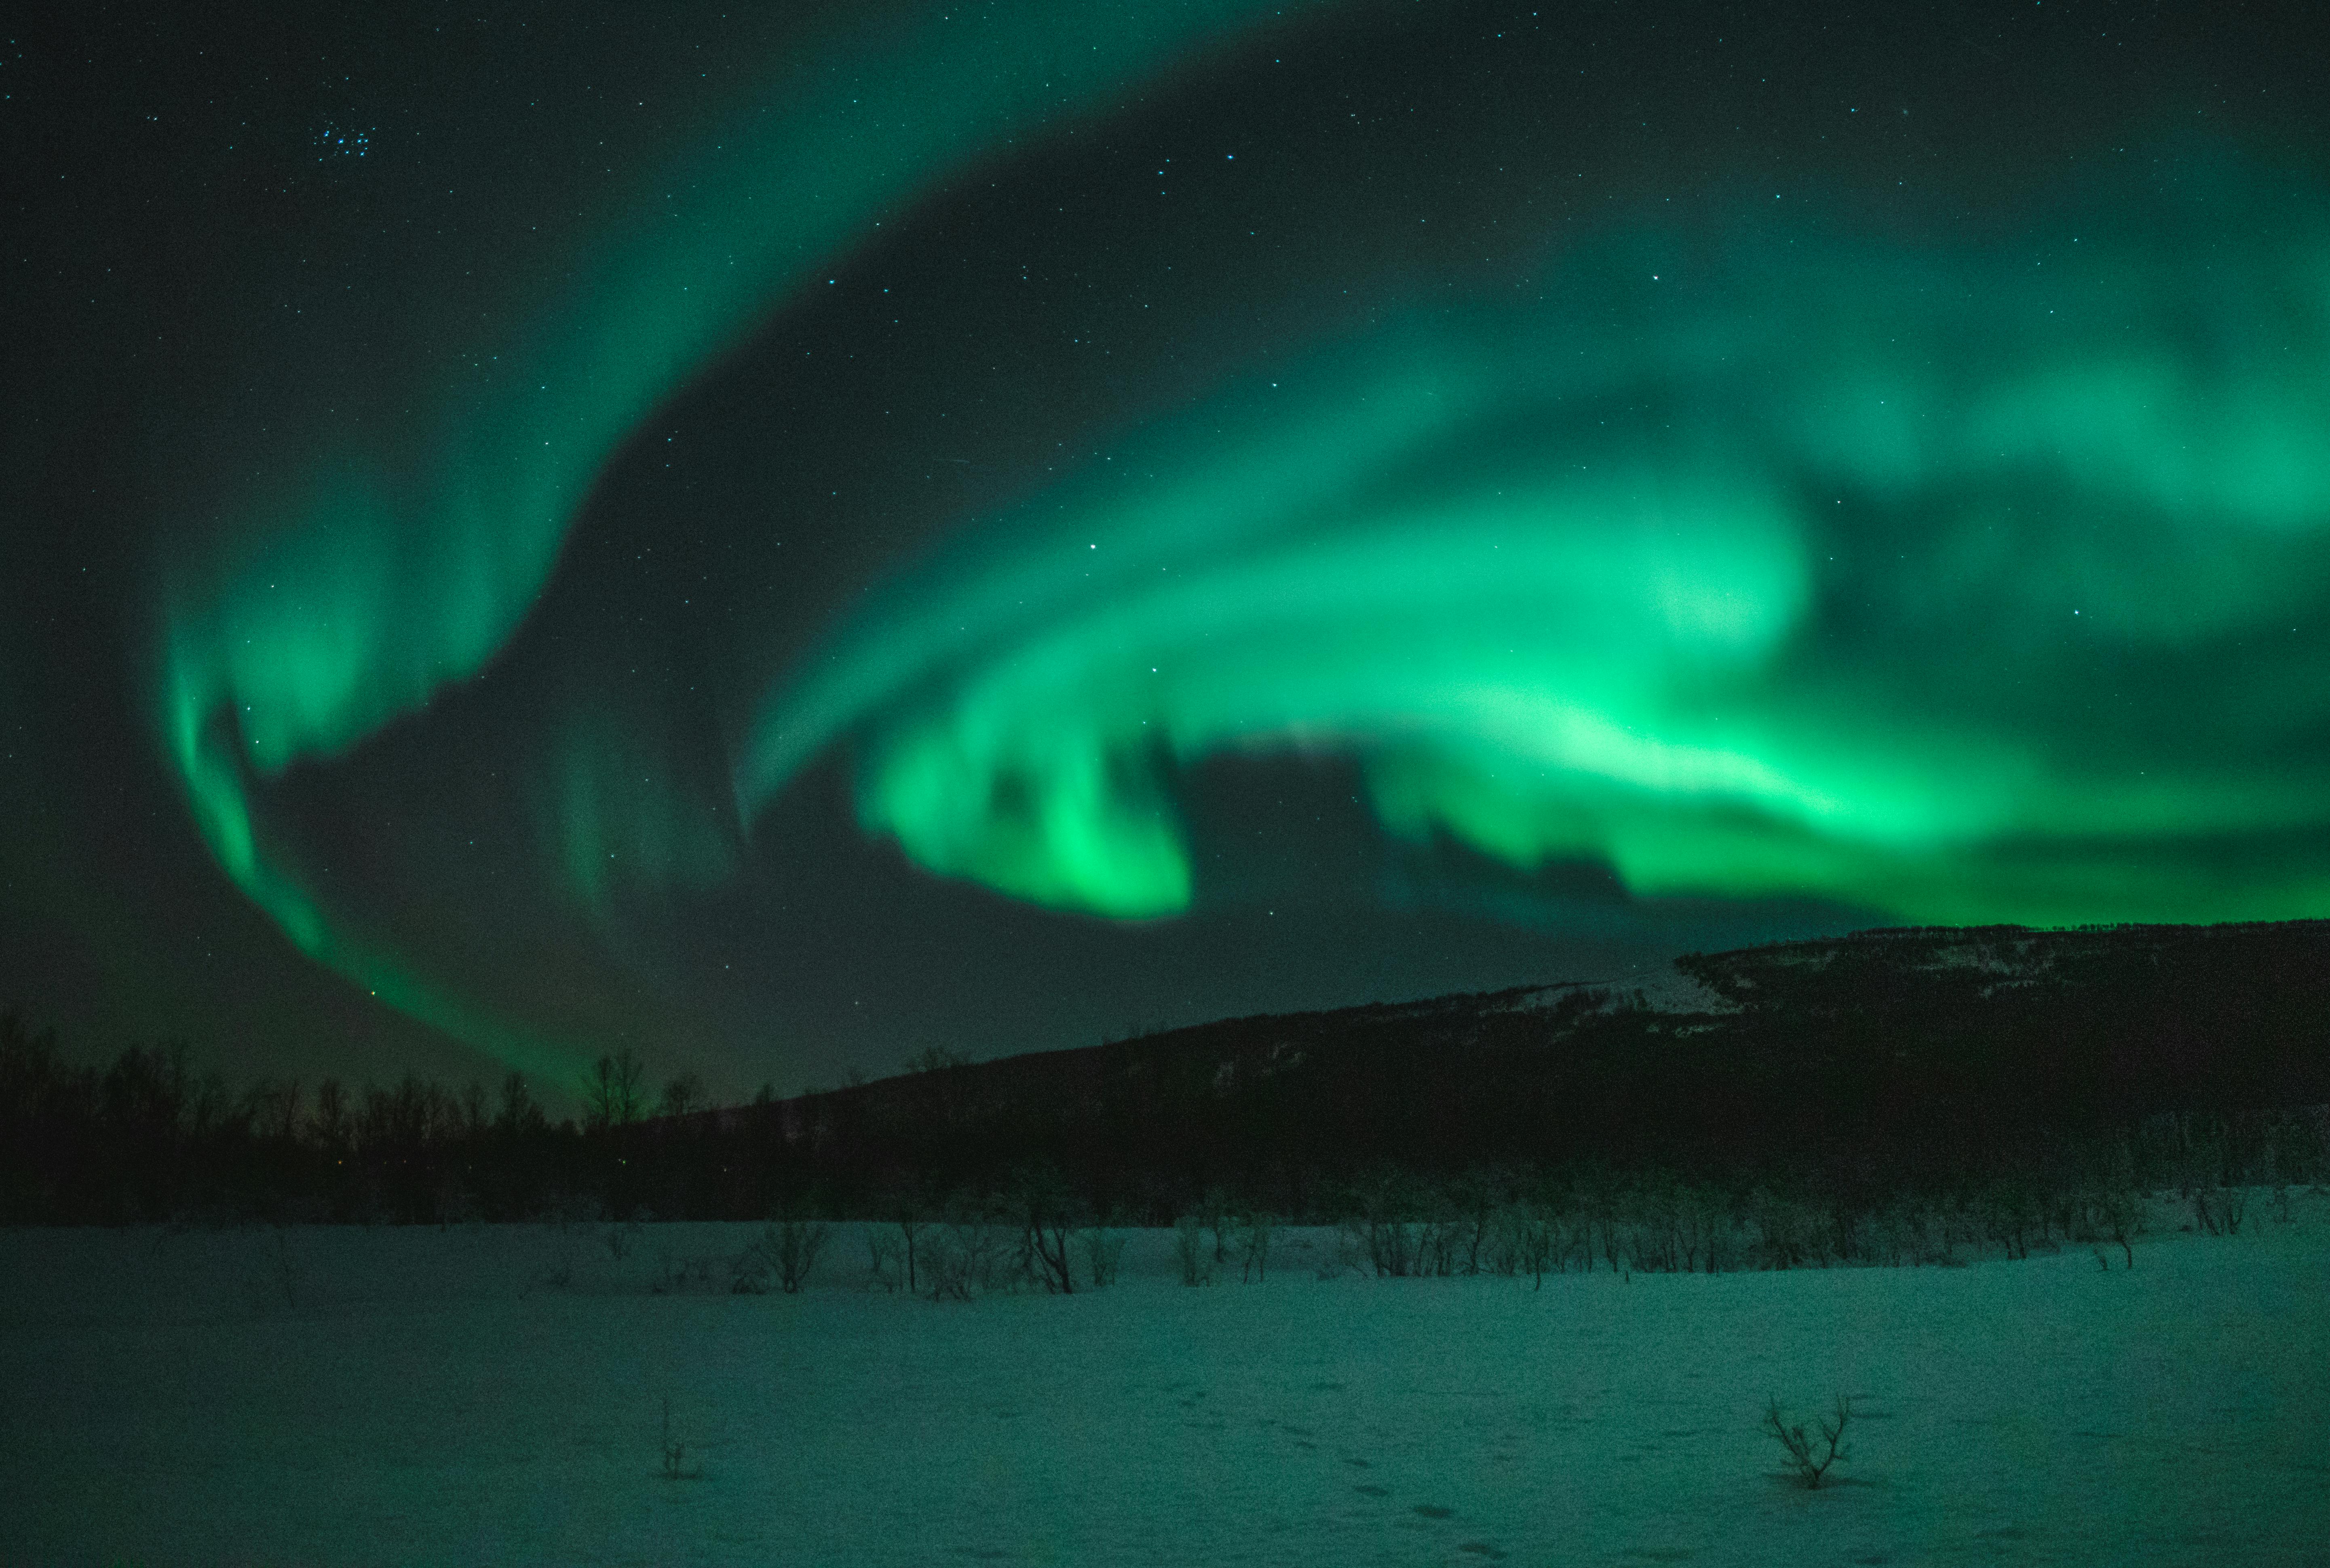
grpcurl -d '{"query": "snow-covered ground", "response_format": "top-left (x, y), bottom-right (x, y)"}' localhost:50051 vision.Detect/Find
top-left (5, 1192), bottom-right (2326, 1566)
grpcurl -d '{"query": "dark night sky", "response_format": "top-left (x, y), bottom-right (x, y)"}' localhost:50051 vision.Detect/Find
top-left (5, 2), bottom-right (2326, 1104)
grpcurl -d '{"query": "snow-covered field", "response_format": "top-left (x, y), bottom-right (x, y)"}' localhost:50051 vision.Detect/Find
top-left (5, 1193), bottom-right (2326, 1566)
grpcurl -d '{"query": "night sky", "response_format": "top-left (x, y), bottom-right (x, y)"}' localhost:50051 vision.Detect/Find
top-left (6, 2), bottom-right (2326, 1102)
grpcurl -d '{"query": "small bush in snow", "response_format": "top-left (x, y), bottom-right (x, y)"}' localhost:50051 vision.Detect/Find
top-left (1762, 1394), bottom-right (1851, 1489)
top-left (658, 1395), bottom-right (701, 1481)
top-left (922, 1208), bottom-right (1007, 1301)
top-left (891, 1207), bottom-right (932, 1297)
top-left (1007, 1163), bottom-right (1082, 1294)
top-left (653, 1247), bottom-right (720, 1294)
top-left (1197, 1188), bottom-right (1236, 1269)
top-left (1174, 1214), bottom-right (1217, 1285)
top-left (734, 1218), bottom-right (829, 1294)
top-left (2096, 1188), bottom-right (2141, 1268)
top-left (2192, 1182), bottom-right (2248, 1236)
top-left (1081, 1227), bottom-right (1126, 1287)
top-left (1237, 1212), bottom-right (1275, 1283)
top-left (1505, 1203), bottom-right (1558, 1288)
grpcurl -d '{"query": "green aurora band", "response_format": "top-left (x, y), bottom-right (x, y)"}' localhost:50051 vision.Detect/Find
top-left (145, 0), bottom-right (2330, 1068)
top-left (150, 0), bottom-right (1330, 1070)
top-left (744, 160), bottom-right (2330, 927)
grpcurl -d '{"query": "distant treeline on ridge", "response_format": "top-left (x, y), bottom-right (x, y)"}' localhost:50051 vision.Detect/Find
top-left (4, 920), bottom-right (2328, 1230)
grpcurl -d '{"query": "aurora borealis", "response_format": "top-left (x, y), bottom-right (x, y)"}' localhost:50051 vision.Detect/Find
top-left (8, 1), bottom-right (2330, 1095)
top-left (747, 167), bottom-right (2330, 926)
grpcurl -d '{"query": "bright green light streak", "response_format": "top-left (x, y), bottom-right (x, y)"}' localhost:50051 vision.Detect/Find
top-left (154, 0), bottom-right (1332, 1064)
top-left (743, 165), bottom-right (2330, 926)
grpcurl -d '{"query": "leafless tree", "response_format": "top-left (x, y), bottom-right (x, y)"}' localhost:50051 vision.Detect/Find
top-left (1009, 1165), bottom-right (1079, 1295)
top-left (454, 1079), bottom-right (489, 1137)
top-left (1237, 1212), bottom-right (1276, 1283)
top-left (495, 1071), bottom-right (544, 1135)
top-left (923, 1200), bottom-right (1005, 1301)
top-left (2096, 1187), bottom-right (2140, 1268)
top-left (734, 1216), bottom-right (829, 1294)
top-left (658, 1073), bottom-right (704, 1121)
top-left (1199, 1187), bottom-right (1236, 1268)
top-left (583, 1048), bottom-right (646, 1129)
top-left (1510, 1202), bottom-right (1557, 1287)
top-left (241, 1078), bottom-right (304, 1142)
top-left (886, 1188), bottom-right (932, 1297)
top-left (308, 1078), bottom-right (350, 1155)
top-left (658, 1395), bottom-right (701, 1481)
top-left (1763, 1395), bottom-right (1851, 1488)
top-left (1081, 1227), bottom-right (1127, 1287)
top-left (1175, 1214), bottom-right (1217, 1285)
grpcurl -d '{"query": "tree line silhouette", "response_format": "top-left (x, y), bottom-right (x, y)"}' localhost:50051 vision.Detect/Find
top-left (4, 920), bottom-right (2327, 1231)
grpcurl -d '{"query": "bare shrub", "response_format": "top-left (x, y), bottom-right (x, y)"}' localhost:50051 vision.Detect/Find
top-left (1977, 1177), bottom-right (2038, 1261)
top-left (1416, 1212), bottom-right (1463, 1277)
top-left (1509, 1203), bottom-right (1557, 1287)
top-left (1749, 1189), bottom-right (1810, 1270)
top-left (606, 1219), bottom-right (643, 1261)
top-left (1081, 1227), bottom-right (1126, 1287)
top-left (867, 1229), bottom-right (903, 1292)
top-left (1763, 1394), bottom-right (1851, 1488)
top-left (888, 1197), bottom-right (933, 1297)
top-left (1339, 1169), bottom-right (1428, 1277)
top-left (1237, 1212), bottom-right (1275, 1283)
top-left (1198, 1188), bottom-right (1238, 1270)
top-left (1594, 1209), bottom-right (1631, 1277)
top-left (658, 1395), bottom-right (701, 1481)
top-left (652, 1247), bottom-right (720, 1295)
top-left (734, 1217), bottom-right (829, 1294)
top-left (2219, 1183), bottom-right (2250, 1235)
top-left (1629, 1179), bottom-right (1685, 1273)
top-left (1009, 1163), bottom-right (1080, 1295)
top-left (771, 1218), bottom-right (830, 1293)
top-left (1338, 1175), bottom-right (1446, 1278)
top-left (728, 1243), bottom-right (770, 1294)
top-left (1481, 1205), bottom-right (1522, 1277)
top-left (2189, 1178), bottom-right (2250, 1236)
top-left (1883, 1195), bottom-right (1969, 1267)
top-left (1174, 1214), bottom-right (1218, 1285)
top-left (922, 1200), bottom-right (1007, 1301)
top-left (1698, 1197), bottom-right (1741, 1273)
top-left (1447, 1173), bottom-right (1507, 1275)
top-left (2096, 1187), bottom-right (2140, 1268)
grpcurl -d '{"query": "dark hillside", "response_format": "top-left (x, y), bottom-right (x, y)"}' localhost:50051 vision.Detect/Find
top-left (6, 920), bottom-right (2327, 1224)
top-left (765, 920), bottom-right (2330, 1214)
